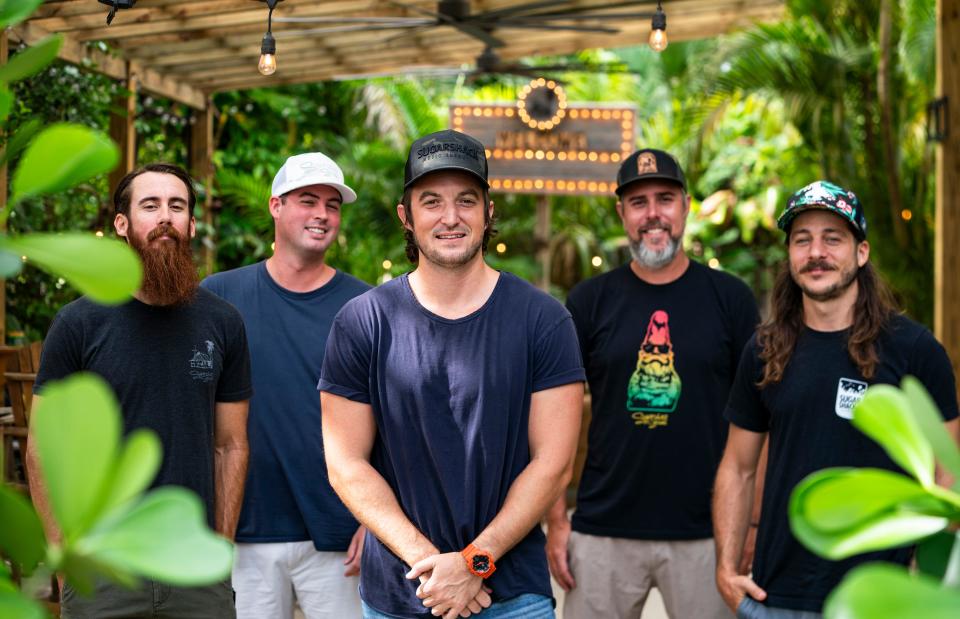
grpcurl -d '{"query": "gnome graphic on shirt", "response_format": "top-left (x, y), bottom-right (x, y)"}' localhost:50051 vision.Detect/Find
top-left (627, 310), bottom-right (682, 422)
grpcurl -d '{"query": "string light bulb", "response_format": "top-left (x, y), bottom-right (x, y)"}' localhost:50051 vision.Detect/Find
top-left (649, 2), bottom-right (668, 52)
top-left (258, 0), bottom-right (280, 76)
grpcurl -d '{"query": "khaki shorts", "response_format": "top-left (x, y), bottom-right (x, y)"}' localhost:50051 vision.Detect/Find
top-left (562, 531), bottom-right (727, 619)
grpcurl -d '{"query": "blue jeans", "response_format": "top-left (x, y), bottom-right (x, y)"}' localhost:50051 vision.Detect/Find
top-left (362, 593), bottom-right (554, 618)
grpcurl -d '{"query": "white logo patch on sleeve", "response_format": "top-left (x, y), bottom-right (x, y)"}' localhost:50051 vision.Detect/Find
top-left (835, 378), bottom-right (868, 419)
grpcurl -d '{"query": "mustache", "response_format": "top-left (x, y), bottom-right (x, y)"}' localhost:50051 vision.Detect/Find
top-left (638, 220), bottom-right (671, 233)
top-left (800, 259), bottom-right (837, 273)
top-left (147, 223), bottom-right (182, 242)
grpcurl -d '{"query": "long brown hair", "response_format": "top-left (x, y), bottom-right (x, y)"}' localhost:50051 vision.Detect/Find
top-left (757, 261), bottom-right (899, 387)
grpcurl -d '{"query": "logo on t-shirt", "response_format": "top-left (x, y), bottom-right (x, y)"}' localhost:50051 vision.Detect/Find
top-left (627, 310), bottom-right (682, 429)
top-left (189, 340), bottom-right (216, 382)
top-left (835, 377), bottom-right (868, 419)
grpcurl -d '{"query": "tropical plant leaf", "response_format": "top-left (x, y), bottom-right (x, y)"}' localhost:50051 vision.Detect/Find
top-left (790, 468), bottom-right (948, 559)
top-left (0, 35), bottom-right (63, 84)
top-left (98, 430), bottom-right (162, 515)
top-left (0, 118), bottom-right (43, 167)
top-left (796, 468), bottom-right (944, 532)
top-left (0, 249), bottom-right (22, 278)
top-left (0, 485), bottom-right (46, 573)
top-left (1, 234), bottom-right (141, 304)
top-left (852, 384), bottom-right (935, 487)
top-left (0, 86), bottom-right (11, 124)
top-left (900, 376), bottom-right (960, 482)
top-left (0, 0), bottom-right (45, 29)
top-left (0, 588), bottom-right (47, 619)
top-left (30, 373), bottom-right (121, 539)
top-left (916, 530), bottom-right (955, 580)
top-left (824, 563), bottom-right (960, 619)
top-left (79, 488), bottom-right (233, 586)
top-left (10, 124), bottom-right (118, 204)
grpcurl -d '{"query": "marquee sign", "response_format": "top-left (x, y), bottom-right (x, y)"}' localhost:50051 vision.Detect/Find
top-left (450, 78), bottom-right (637, 196)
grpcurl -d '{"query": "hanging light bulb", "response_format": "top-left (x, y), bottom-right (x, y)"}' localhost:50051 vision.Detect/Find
top-left (258, 0), bottom-right (280, 76)
top-left (259, 32), bottom-right (277, 75)
top-left (648, 2), bottom-right (668, 52)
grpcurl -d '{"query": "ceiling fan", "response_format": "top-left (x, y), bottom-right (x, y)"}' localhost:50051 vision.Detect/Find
top-left (272, 0), bottom-right (663, 48)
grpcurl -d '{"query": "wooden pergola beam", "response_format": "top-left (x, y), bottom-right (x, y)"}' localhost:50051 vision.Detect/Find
top-left (9, 21), bottom-right (206, 109)
top-left (107, 66), bottom-right (138, 197)
top-left (935, 0), bottom-right (960, 381)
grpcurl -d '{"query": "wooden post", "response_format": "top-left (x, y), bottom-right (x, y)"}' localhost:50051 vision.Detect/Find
top-left (935, 0), bottom-right (960, 381)
top-left (535, 194), bottom-right (552, 291)
top-left (190, 98), bottom-right (216, 275)
top-left (107, 63), bottom-right (138, 197)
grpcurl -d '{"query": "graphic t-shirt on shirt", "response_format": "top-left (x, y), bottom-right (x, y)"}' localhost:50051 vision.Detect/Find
top-left (567, 261), bottom-right (759, 539)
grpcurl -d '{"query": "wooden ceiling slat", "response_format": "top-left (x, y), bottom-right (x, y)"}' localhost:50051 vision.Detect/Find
top-left (26, 0), bottom-right (785, 97)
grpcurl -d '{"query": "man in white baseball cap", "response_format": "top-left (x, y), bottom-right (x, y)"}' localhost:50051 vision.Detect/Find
top-left (202, 152), bottom-right (370, 618)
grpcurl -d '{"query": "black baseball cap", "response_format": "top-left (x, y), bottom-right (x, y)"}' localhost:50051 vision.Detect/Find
top-left (778, 180), bottom-right (868, 240)
top-left (404, 129), bottom-right (489, 190)
top-left (615, 148), bottom-right (687, 196)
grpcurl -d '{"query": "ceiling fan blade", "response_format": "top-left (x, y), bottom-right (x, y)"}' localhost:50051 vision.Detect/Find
top-left (484, 20), bottom-right (619, 34)
top-left (274, 23), bottom-right (424, 38)
top-left (446, 22), bottom-right (504, 47)
top-left (273, 16), bottom-right (433, 25)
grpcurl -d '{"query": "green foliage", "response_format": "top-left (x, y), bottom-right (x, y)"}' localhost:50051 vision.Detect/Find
top-left (1, 234), bottom-right (141, 305)
top-left (0, 0), bottom-right (45, 29)
top-left (788, 379), bottom-right (960, 618)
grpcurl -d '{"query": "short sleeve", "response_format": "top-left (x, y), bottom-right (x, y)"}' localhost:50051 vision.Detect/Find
top-left (318, 304), bottom-right (373, 404)
top-left (910, 329), bottom-right (959, 422)
top-left (729, 282), bottom-right (760, 372)
top-left (723, 336), bottom-right (770, 432)
top-left (34, 310), bottom-right (83, 393)
top-left (216, 309), bottom-right (253, 402)
top-left (565, 287), bottom-right (591, 369)
top-left (532, 313), bottom-right (586, 393)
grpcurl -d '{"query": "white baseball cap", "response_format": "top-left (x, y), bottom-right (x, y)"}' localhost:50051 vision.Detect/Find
top-left (271, 152), bottom-right (357, 203)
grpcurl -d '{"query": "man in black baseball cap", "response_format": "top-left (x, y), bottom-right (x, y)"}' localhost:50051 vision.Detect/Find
top-left (319, 129), bottom-right (585, 618)
top-left (548, 148), bottom-right (758, 619)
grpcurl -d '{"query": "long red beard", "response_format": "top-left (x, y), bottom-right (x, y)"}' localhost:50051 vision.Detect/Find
top-left (128, 223), bottom-right (199, 306)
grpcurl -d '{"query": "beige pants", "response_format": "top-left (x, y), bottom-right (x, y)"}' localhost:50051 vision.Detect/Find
top-left (563, 531), bottom-right (728, 619)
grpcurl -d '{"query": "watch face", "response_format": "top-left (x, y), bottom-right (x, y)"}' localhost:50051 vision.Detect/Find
top-left (472, 554), bottom-right (491, 574)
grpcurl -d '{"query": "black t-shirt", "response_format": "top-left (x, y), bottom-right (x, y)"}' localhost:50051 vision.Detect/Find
top-left (725, 315), bottom-right (959, 612)
top-left (567, 261), bottom-right (759, 539)
top-left (35, 289), bottom-right (253, 525)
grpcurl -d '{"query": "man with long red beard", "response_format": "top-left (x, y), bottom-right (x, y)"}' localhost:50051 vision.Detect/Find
top-left (546, 148), bottom-right (758, 618)
top-left (28, 163), bottom-right (252, 618)
top-left (713, 181), bottom-right (959, 618)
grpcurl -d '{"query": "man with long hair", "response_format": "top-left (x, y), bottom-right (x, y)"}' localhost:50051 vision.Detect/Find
top-left (202, 152), bottom-right (370, 619)
top-left (320, 130), bottom-right (584, 618)
top-left (546, 149), bottom-right (758, 618)
top-left (28, 163), bottom-right (252, 618)
top-left (713, 181), bottom-right (960, 618)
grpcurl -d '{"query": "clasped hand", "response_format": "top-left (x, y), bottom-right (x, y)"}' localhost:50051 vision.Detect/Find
top-left (406, 552), bottom-right (492, 618)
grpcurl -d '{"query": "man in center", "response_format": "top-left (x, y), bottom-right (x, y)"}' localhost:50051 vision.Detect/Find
top-left (546, 149), bottom-right (759, 618)
top-left (319, 129), bottom-right (585, 618)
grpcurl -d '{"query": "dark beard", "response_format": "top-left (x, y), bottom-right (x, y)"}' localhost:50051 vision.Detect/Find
top-left (129, 223), bottom-right (199, 306)
top-left (793, 259), bottom-right (858, 302)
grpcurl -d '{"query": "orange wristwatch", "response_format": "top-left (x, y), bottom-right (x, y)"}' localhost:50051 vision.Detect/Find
top-left (461, 543), bottom-right (496, 578)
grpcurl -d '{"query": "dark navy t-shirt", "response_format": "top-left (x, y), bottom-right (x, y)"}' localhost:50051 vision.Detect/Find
top-left (319, 272), bottom-right (585, 618)
top-left (202, 263), bottom-right (370, 549)
top-left (725, 314), bottom-right (959, 612)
